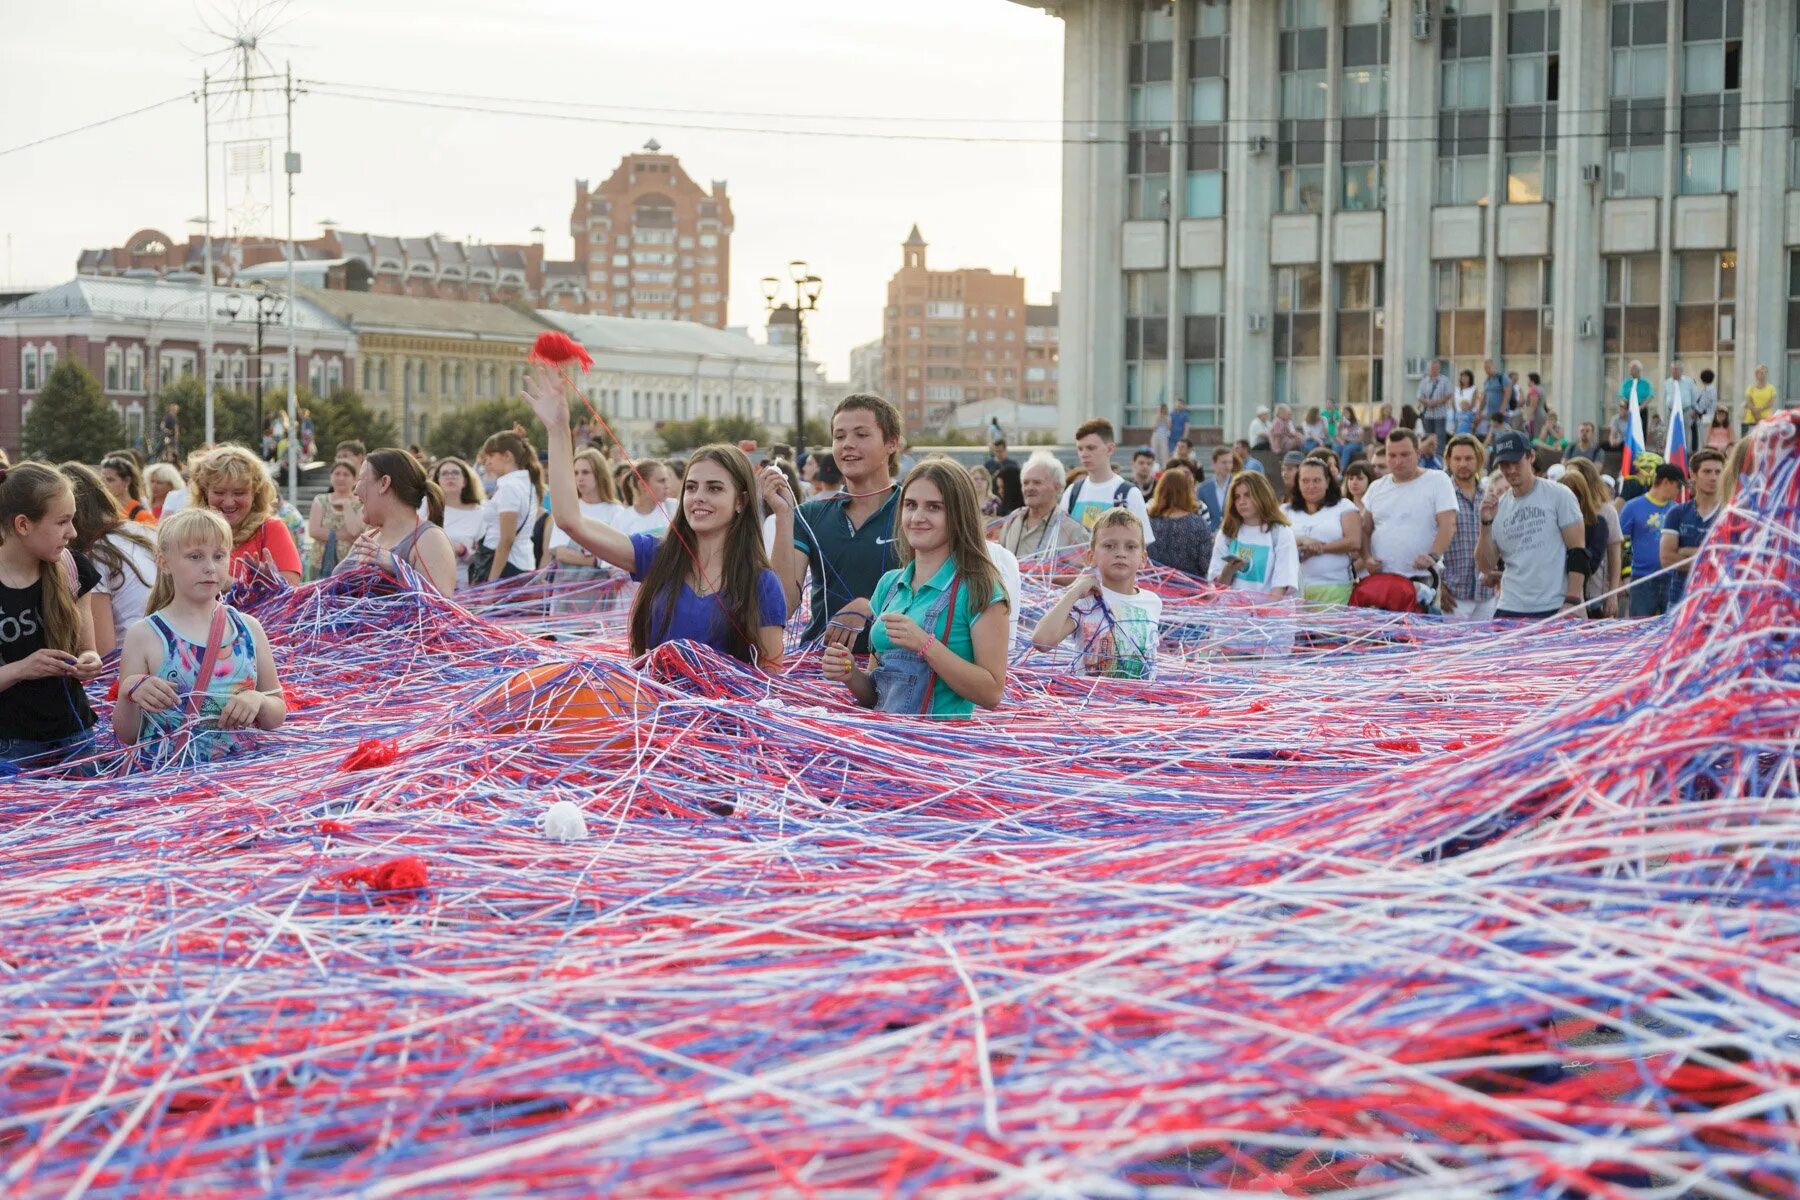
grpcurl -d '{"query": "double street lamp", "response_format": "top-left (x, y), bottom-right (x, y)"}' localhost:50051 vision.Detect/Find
top-left (222, 284), bottom-right (286, 459)
top-left (761, 262), bottom-right (822, 457)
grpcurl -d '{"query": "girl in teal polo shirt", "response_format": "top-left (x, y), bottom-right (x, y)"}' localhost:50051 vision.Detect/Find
top-left (823, 459), bottom-right (1008, 717)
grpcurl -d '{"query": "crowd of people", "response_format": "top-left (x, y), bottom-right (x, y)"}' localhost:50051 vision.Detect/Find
top-left (0, 361), bottom-right (1763, 773)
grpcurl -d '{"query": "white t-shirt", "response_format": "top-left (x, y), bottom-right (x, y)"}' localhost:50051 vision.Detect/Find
top-left (984, 540), bottom-right (1021, 649)
top-left (1068, 584), bottom-right (1161, 679)
top-left (439, 505), bottom-right (485, 587)
top-left (1282, 499), bottom-right (1360, 589)
top-left (1208, 521), bottom-right (1300, 594)
top-left (481, 469), bottom-right (541, 573)
top-left (95, 530), bottom-right (158, 646)
top-left (611, 499), bottom-right (675, 538)
top-left (159, 486), bottom-right (190, 517)
top-left (1058, 473), bottom-right (1155, 545)
top-left (1364, 470), bottom-right (1457, 576)
top-left (548, 500), bottom-right (623, 554)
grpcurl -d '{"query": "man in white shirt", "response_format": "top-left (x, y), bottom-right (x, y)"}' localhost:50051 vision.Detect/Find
top-left (1360, 429), bottom-right (1457, 585)
top-left (1059, 418), bottom-right (1155, 545)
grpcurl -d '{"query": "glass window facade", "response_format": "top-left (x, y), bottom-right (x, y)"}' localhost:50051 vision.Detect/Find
top-left (1603, 253), bottom-right (1663, 387)
top-left (1272, 264), bottom-right (1323, 409)
top-left (1501, 258), bottom-right (1554, 382)
top-left (1339, 1), bottom-right (1389, 211)
top-left (1608, 0), bottom-right (1667, 198)
top-left (1438, 0), bottom-right (1493, 206)
top-left (1277, 0), bottom-right (1328, 213)
top-left (1124, 269), bottom-right (1169, 430)
top-left (1183, 268), bottom-right (1224, 431)
top-left (1186, 0), bottom-right (1229, 218)
top-left (1505, 0), bottom-right (1560, 203)
top-left (1677, 0), bottom-right (1742, 195)
top-left (1335, 264), bottom-right (1384, 413)
top-left (1435, 259), bottom-right (1488, 368)
top-left (1674, 250), bottom-right (1736, 384)
top-left (1127, 2), bottom-right (1174, 221)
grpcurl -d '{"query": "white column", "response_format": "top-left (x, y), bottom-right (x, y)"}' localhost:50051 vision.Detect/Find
top-left (1483, 2), bottom-right (1506, 360)
top-left (1656, 0), bottom-right (1682, 384)
top-left (1164, 0), bottom-right (1187, 413)
top-left (1055, 0), bottom-right (1130, 439)
top-left (1318, 0), bottom-right (1343, 396)
top-left (1735, 0), bottom-right (1793, 387)
top-left (1383, 0), bottom-right (1438, 409)
top-left (1222, 0), bottom-right (1279, 438)
top-left (1550, 0), bottom-right (1609, 425)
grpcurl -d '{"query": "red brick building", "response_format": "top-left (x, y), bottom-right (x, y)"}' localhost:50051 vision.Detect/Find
top-left (0, 277), bottom-right (357, 456)
top-left (570, 141), bottom-right (733, 327)
top-left (77, 227), bottom-right (569, 308)
top-left (882, 227), bottom-right (1054, 432)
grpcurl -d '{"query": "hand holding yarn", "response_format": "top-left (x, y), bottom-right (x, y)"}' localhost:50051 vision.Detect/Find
top-left (879, 612), bottom-right (929, 653)
top-left (124, 673), bottom-right (180, 713)
top-left (217, 690), bottom-right (266, 730)
top-left (758, 466), bottom-right (793, 517)
top-left (821, 642), bottom-right (855, 683)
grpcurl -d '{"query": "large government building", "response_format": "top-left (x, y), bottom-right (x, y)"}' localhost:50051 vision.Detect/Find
top-left (1012, 0), bottom-right (1788, 444)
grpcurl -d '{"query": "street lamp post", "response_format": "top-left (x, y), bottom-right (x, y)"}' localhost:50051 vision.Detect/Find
top-left (761, 262), bottom-right (821, 458)
top-left (222, 285), bottom-right (286, 456)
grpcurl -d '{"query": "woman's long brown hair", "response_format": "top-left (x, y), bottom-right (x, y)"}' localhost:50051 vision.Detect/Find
top-left (60, 461), bottom-right (155, 591)
top-left (627, 444), bottom-right (771, 664)
top-left (0, 464), bottom-right (81, 653)
top-left (894, 457), bottom-right (1002, 618)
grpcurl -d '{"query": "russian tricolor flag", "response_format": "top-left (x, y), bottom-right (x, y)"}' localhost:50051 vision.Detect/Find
top-left (1664, 387), bottom-right (1688, 475)
top-left (1621, 389), bottom-right (1647, 479)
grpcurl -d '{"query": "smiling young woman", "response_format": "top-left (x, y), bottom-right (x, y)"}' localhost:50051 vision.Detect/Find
top-left (823, 458), bottom-right (1009, 717)
top-left (522, 365), bottom-right (786, 668)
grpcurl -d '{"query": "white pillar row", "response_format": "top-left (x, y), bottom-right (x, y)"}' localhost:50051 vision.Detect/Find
top-left (1736, 0), bottom-right (1794, 386)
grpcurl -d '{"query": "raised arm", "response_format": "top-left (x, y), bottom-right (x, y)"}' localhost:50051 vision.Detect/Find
top-left (760, 467), bottom-right (805, 613)
top-left (522, 364), bottom-right (638, 573)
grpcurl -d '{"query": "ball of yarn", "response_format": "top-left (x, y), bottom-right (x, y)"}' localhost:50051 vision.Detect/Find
top-left (543, 800), bottom-right (589, 843)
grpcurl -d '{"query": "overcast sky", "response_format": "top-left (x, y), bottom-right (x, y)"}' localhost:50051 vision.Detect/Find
top-left (0, 0), bottom-right (1065, 376)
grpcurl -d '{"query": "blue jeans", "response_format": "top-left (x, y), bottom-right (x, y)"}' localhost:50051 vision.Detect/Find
top-left (0, 727), bottom-right (100, 776)
top-left (1627, 577), bottom-right (1667, 619)
top-left (1337, 441), bottom-right (1363, 468)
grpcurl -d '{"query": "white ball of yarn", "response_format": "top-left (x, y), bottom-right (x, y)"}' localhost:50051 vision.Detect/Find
top-left (542, 800), bottom-right (589, 842)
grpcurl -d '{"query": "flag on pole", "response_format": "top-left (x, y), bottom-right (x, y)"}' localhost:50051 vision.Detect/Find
top-left (1621, 389), bottom-right (1647, 480)
top-left (1664, 385), bottom-right (1688, 475)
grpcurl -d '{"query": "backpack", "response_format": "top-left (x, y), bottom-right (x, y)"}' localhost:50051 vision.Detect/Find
top-left (1067, 479), bottom-right (1133, 516)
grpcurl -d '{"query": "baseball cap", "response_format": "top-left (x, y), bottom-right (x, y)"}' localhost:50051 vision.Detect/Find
top-left (1490, 430), bottom-right (1533, 464)
top-left (1282, 450), bottom-right (1306, 465)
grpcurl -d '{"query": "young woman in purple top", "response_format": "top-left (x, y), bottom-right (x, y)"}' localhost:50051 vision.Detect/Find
top-left (524, 366), bottom-right (786, 668)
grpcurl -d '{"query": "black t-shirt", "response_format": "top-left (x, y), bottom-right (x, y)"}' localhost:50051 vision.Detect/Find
top-left (0, 551), bottom-right (99, 742)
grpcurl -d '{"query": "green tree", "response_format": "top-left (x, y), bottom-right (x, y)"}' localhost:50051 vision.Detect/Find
top-left (425, 399), bottom-right (535, 462)
top-left (22, 358), bottom-right (125, 463)
top-left (156, 376), bottom-right (260, 452)
top-left (308, 388), bottom-right (399, 460)
top-left (422, 395), bottom-right (600, 462)
top-left (657, 414), bottom-right (769, 455)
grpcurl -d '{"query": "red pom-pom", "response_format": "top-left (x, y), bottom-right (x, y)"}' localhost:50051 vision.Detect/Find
top-left (330, 855), bottom-right (429, 895)
top-left (528, 331), bottom-right (593, 371)
top-left (318, 819), bottom-right (353, 835)
top-left (341, 738), bottom-right (399, 771)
